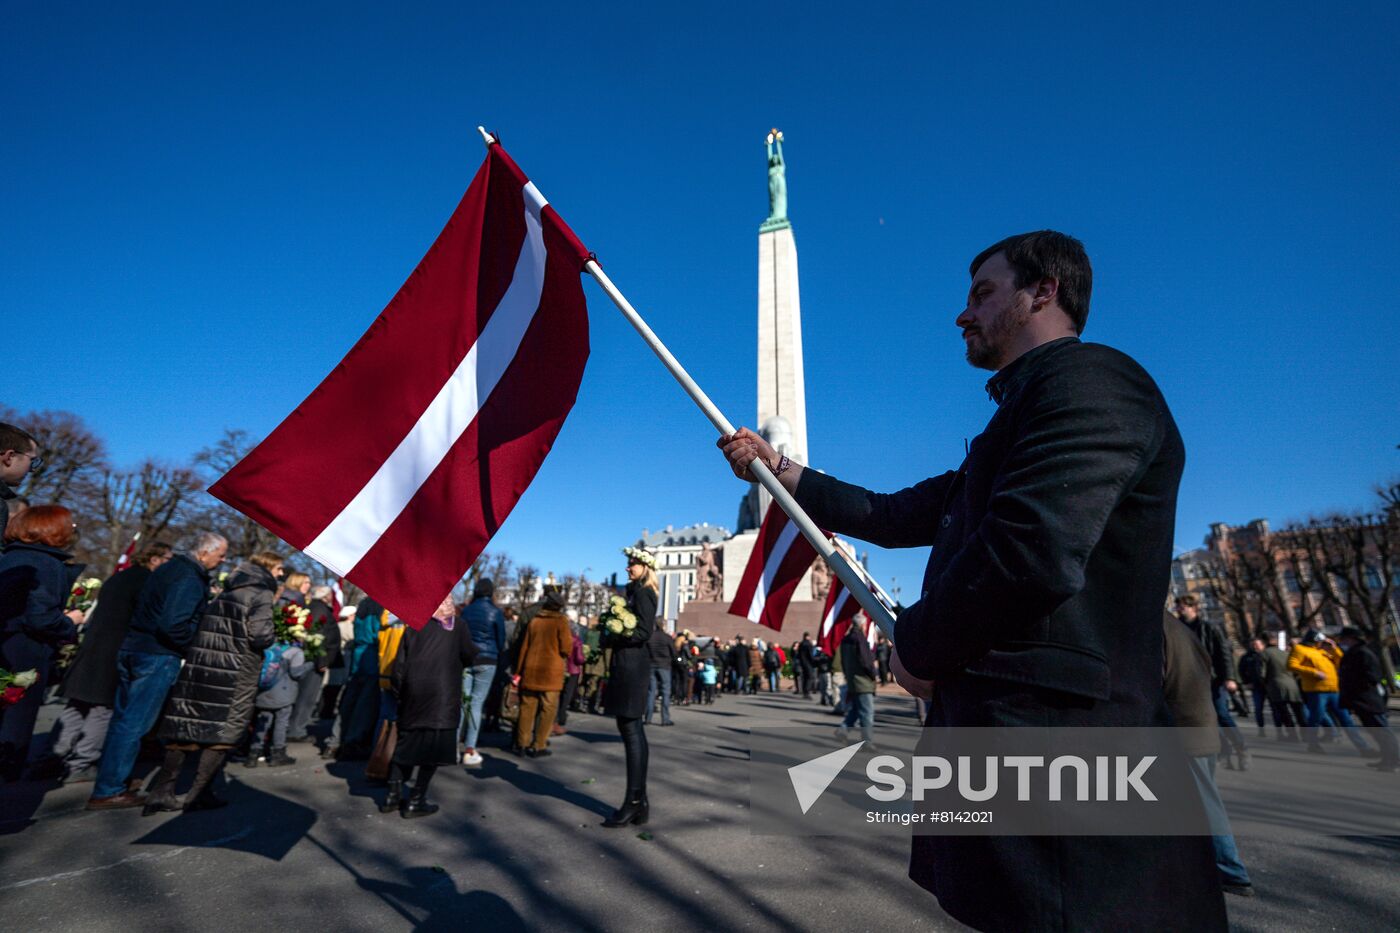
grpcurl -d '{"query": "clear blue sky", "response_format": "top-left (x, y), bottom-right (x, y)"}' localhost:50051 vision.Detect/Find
top-left (4, 3), bottom-right (1398, 599)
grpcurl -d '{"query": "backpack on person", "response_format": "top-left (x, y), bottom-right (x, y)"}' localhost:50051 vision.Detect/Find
top-left (259, 643), bottom-right (290, 691)
top-left (764, 647), bottom-right (780, 671)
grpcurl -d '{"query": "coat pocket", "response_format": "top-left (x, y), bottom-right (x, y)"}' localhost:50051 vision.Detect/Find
top-left (962, 641), bottom-right (1112, 701)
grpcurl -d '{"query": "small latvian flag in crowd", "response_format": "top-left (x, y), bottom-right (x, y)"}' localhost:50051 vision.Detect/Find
top-left (728, 504), bottom-right (825, 632)
top-left (210, 141), bottom-right (593, 628)
top-left (818, 571), bottom-right (862, 656)
top-left (114, 532), bottom-right (141, 573)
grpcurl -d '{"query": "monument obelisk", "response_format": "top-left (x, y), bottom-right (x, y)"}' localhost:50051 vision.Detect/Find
top-left (757, 129), bottom-right (808, 466)
top-left (725, 129), bottom-right (815, 602)
top-left (739, 128), bottom-right (808, 532)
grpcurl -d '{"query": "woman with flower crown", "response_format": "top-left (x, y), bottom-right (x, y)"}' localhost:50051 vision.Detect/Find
top-left (600, 546), bottom-right (658, 827)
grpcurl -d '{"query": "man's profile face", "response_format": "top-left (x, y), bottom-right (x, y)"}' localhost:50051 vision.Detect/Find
top-left (1176, 601), bottom-right (1199, 622)
top-left (0, 443), bottom-right (39, 485)
top-left (199, 543), bottom-right (229, 569)
top-left (956, 251), bottom-right (1032, 371)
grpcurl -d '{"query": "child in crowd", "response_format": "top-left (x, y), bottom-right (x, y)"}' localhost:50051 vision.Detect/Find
top-left (699, 659), bottom-right (718, 704)
top-left (248, 640), bottom-right (313, 767)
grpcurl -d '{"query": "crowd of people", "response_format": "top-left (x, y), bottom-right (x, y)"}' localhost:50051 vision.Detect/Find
top-left (1173, 593), bottom-right (1399, 774)
top-left (2, 423), bottom-right (886, 826)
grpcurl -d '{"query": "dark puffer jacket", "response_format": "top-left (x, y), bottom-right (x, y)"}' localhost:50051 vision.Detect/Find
top-left (158, 564), bottom-right (276, 746)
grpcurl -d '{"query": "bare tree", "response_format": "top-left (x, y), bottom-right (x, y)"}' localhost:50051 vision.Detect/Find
top-left (1201, 555), bottom-right (1257, 641)
top-left (96, 460), bottom-right (202, 573)
top-left (190, 429), bottom-right (287, 558)
top-left (514, 564), bottom-right (539, 609)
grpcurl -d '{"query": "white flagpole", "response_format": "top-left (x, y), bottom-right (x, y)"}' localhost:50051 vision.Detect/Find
top-left (841, 548), bottom-right (899, 616)
top-left (472, 127), bottom-right (899, 643)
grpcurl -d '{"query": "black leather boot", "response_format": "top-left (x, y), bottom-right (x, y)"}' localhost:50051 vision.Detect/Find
top-left (402, 784), bottom-right (439, 819)
top-left (602, 791), bottom-right (649, 828)
top-left (379, 780), bottom-right (403, 814)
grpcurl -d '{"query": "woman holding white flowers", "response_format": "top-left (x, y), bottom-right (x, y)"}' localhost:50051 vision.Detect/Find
top-left (601, 547), bottom-right (658, 828)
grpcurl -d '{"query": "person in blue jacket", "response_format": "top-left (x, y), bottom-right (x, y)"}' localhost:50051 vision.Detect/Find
top-left (460, 577), bottom-right (506, 767)
top-left (87, 532), bottom-right (228, 810)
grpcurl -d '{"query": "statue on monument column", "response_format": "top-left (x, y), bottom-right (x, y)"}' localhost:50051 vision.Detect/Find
top-left (694, 542), bottom-right (722, 601)
top-left (766, 129), bottom-right (787, 223)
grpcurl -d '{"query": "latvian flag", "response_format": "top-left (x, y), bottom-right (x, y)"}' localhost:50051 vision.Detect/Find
top-left (210, 142), bottom-right (592, 628)
top-left (114, 532), bottom-right (141, 573)
top-left (817, 571), bottom-right (861, 656)
top-left (728, 504), bottom-right (824, 632)
top-left (819, 572), bottom-right (882, 655)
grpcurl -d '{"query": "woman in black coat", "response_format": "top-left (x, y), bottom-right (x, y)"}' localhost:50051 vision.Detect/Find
top-left (142, 554), bottom-right (282, 813)
top-left (382, 596), bottom-right (478, 818)
top-left (0, 506), bottom-right (82, 782)
top-left (602, 547), bottom-right (658, 827)
top-left (47, 543), bottom-right (173, 781)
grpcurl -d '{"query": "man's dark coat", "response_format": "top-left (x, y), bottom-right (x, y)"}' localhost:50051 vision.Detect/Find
top-left (794, 338), bottom-right (1225, 932)
top-left (60, 565), bottom-right (151, 706)
top-left (1338, 640), bottom-right (1389, 715)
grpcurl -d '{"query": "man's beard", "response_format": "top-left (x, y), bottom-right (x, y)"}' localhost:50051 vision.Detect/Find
top-left (964, 301), bottom-right (1030, 370)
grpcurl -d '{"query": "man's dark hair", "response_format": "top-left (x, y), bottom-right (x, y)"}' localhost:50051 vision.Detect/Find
top-left (473, 576), bottom-right (495, 598)
top-left (1175, 594), bottom-right (1199, 609)
top-left (140, 541), bottom-right (175, 566)
top-left (0, 422), bottom-right (38, 455)
top-left (969, 230), bottom-right (1092, 334)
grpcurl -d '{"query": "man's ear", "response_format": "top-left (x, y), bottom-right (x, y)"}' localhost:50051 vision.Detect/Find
top-left (1030, 276), bottom-right (1059, 311)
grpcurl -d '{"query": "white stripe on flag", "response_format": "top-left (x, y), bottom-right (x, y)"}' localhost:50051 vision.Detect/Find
top-left (747, 518), bottom-right (801, 624)
top-left (305, 194), bottom-right (549, 576)
top-left (821, 585), bottom-right (850, 638)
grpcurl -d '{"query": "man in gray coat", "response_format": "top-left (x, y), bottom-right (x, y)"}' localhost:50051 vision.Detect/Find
top-left (1262, 638), bottom-right (1304, 740)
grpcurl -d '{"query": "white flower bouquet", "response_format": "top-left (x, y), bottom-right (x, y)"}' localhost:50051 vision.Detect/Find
top-left (599, 595), bottom-right (644, 645)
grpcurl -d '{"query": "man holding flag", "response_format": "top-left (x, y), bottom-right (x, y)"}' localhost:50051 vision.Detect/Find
top-left (719, 231), bottom-right (1226, 932)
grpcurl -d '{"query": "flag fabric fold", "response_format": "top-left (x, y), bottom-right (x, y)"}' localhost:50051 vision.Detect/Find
top-left (210, 143), bottom-right (591, 628)
top-left (727, 504), bottom-right (824, 632)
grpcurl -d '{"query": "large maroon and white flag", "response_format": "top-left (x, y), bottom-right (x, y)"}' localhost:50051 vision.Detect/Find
top-left (728, 504), bottom-right (824, 632)
top-left (210, 143), bottom-right (592, 627)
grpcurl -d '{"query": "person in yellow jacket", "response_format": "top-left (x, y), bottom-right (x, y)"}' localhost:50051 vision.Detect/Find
top-left (377, 614), bottom-right (406, 716)
top-left (1289, 630), bottom-right (1372, 755)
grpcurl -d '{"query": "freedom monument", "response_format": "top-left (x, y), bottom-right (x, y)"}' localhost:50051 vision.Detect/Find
top-left (642, 131), bottom-right (841, 636)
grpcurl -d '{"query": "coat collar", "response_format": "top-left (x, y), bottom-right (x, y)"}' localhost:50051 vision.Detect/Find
top-left (1, 540), bottom-right (73, 562)
top-left (172, 552), bottom-right (212, 584)
top-left (985, 336), bottom-right (1080, 405)
top-left (0, 479), bottom-right (14, 502)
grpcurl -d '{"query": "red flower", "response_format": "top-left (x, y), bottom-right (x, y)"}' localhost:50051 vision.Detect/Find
top-left (1, 685), bottom-right (25, 705)
top-left (73, 587), bottom-right (87, 597)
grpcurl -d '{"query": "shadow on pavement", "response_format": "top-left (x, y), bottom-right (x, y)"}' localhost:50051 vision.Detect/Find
top-left (0, 776), bottom-right (59, 836)
top-left (134, 781), bottom-right (316, 861)
top-left (465, 755), bottom-right (613, 819)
